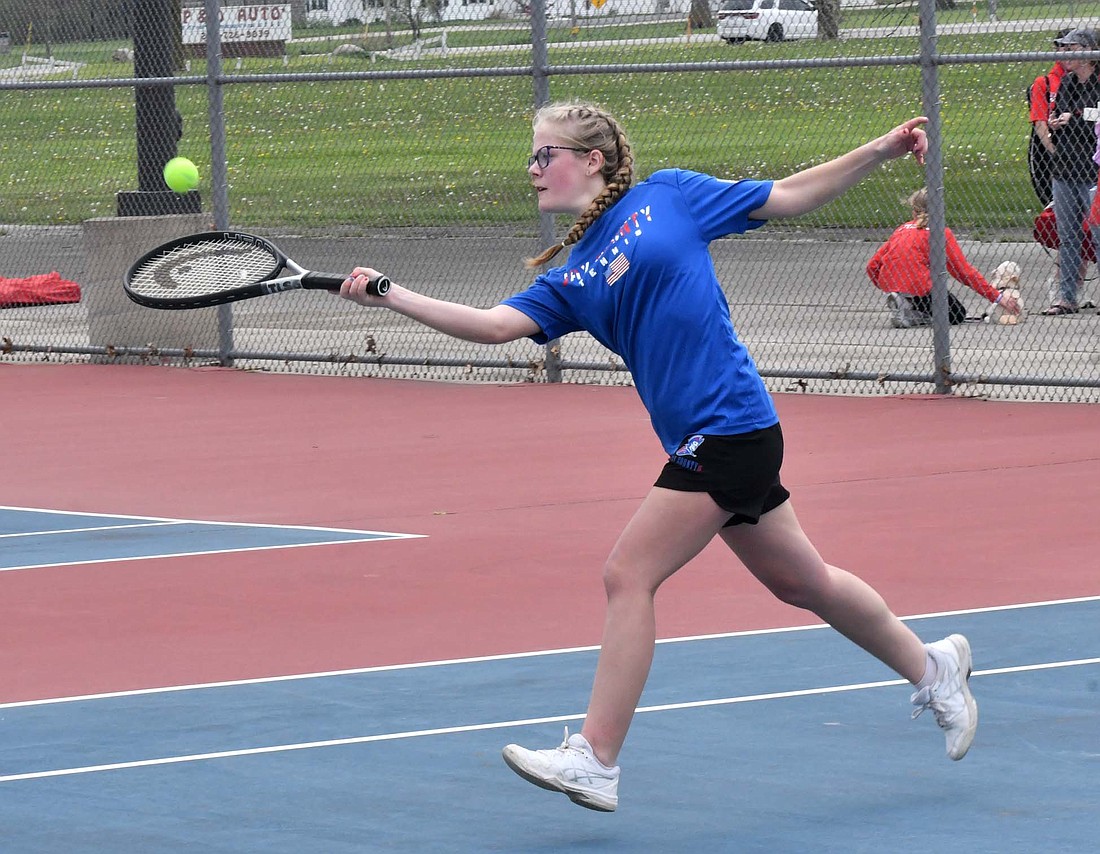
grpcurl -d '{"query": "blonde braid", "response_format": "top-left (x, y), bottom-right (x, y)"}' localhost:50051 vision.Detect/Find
top-left (525, 103), bottom-right (635, 268)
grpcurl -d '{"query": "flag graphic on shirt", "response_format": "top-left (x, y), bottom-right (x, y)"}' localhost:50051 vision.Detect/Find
top-left (606, 252), bottom-right (630, 286)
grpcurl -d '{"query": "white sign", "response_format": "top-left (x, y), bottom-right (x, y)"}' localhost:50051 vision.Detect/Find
top-left (181, 5), bottom-right (292, 45)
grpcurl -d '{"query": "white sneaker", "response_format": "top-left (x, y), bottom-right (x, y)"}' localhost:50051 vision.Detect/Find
top-left (886, 292), bottom-right (932, 328)
top-left (886, 293), bottom-right (907, 327)
top-left (910, 634), bottom-right (978, 761)
top-left (502, 728), bottom-right (620, 812)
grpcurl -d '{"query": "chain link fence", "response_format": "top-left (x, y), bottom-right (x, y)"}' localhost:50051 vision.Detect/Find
top-left (1, 0), bottom-right (1098, 400)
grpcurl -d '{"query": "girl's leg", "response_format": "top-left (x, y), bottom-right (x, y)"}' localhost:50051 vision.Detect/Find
top-left (719, 500), bottom-right (926, 682)
top-left (581, 487), bottom-right (732, 766)
top-left (720, 499), bottom-right (978, 760)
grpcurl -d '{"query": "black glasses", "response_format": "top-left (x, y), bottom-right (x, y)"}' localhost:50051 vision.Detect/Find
top-left (528, 145), bottom-right (588, 170)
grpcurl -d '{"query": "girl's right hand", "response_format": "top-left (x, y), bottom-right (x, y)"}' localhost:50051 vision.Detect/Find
top-left (338, 266), bottom-right (391, 306)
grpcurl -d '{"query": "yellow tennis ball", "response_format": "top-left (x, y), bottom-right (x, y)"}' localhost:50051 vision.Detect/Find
top-left (163, 157), bottom-right (199, 193)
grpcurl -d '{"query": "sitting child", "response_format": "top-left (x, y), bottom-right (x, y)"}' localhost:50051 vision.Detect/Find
top-left (867, 188), bottom-right (1021, 327)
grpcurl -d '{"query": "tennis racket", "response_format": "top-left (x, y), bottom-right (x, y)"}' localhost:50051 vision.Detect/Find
top-left (123, 230), bottom-right (390, 310)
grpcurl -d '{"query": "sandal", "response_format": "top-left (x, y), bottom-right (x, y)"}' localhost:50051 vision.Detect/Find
top-left (1041, 303), bottom-right (1079, 315)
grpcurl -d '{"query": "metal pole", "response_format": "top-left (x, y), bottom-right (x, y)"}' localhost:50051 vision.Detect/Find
top-left (918, 0), bottom-right (951, 394)
top-left (531, 0), bottom-right (562, 382)
top-left (204, 0), bottom-right (234, 366)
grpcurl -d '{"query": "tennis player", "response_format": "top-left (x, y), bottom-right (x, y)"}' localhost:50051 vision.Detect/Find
top-left (338, 102), bottom-right (977, 812)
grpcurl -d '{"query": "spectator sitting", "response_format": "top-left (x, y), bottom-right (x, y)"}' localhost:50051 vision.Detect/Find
top-left (866, 188), bottom-right (1021, 327)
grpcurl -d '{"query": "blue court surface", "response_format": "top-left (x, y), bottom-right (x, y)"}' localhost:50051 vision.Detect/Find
top-left (2, 596), bottom-right (1097, 853)
top-left (0, 506), bottom-right (422, 573)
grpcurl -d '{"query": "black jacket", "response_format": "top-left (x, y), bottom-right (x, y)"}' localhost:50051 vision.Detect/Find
top-left (1051, 68), bottom-right (1100, 183)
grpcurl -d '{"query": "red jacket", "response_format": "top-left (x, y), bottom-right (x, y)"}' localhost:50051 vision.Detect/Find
top-left (1030, 63), bottom-right (1066, 124)
top-left (866, 222), bottom-right (999, 302)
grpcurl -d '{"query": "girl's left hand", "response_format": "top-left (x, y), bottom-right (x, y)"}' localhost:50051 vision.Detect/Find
top-left (998, 293), bottom-right (1022, 315)
top-left (882, 117), bottom-right (929, 165)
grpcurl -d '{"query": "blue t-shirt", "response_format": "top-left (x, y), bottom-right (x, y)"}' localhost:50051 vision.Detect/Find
top-left (503, 169), bottom-right (779, 454)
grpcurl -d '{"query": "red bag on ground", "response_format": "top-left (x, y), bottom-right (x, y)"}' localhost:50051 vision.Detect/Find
top-left (1033, 204), bottom-right (1097, 262)
top-left (0, 272), bottom-right (82, 308)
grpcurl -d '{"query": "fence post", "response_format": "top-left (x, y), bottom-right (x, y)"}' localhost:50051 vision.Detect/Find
top-left (204, 0), bottom-right (235, 367)
top-left (530, 0), bottom-right (562, 382)
top-left (918, 0), bottom-right (952, 394)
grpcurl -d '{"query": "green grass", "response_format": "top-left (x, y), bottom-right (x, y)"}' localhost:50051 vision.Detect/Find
top-left (0, 15), bottom-right (1074, 231)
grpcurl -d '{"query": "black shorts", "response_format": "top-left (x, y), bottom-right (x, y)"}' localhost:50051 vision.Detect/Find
top-left (654, 424), bottom-right (790, 527)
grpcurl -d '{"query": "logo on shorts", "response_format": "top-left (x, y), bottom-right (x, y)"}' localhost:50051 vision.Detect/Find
top-left (671, 435), bottom-right (705, 472)
top-left (675, 435), bottom-right (705, 457)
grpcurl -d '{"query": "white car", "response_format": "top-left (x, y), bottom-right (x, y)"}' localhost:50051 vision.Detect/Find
top-left (716, 0), bottom-right (818, 43)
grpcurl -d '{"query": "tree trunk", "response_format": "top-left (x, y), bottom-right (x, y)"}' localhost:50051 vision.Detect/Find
top-left (817, 0), bottom-right (839, 39)
top-left (288, 0), bottom-right (307, 30)
top-left (689, 0), bottom-right (713, 30)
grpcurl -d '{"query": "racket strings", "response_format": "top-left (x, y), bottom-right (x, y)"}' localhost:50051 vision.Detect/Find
top-left (128, 239), bottom-right (280, 298)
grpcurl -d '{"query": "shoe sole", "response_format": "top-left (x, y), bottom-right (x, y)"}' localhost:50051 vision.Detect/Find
top-left (501, 748), bottom-right (617, 812)
top-left (944, 633), bottom-right (978, 761)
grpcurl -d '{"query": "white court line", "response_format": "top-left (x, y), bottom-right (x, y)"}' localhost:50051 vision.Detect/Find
top-left (0, 537), bottom-right (423, 574)
top-left (1, 658), bottom-right (1097, 784)
top-left (0, 503), bottom-right (423, 536)
top-left (3, 594), bottom-right (1098, 710)
top-left (0, 504), bottom-right (424, 573)
top-left (0, 522), bottom-right (183, 539)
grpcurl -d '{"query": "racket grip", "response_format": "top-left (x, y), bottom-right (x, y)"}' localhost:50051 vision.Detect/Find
top-left (302, 272), bottom-right (390, 296)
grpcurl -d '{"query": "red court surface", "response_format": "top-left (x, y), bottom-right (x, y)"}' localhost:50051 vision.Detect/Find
top-left (2, 362), bottom-right (1098, 704)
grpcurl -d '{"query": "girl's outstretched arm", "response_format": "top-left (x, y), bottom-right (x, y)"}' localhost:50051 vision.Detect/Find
top-left (753, 117), bottom-right (928, 220)
top-left (338, 267), bottom-right (542, 345)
